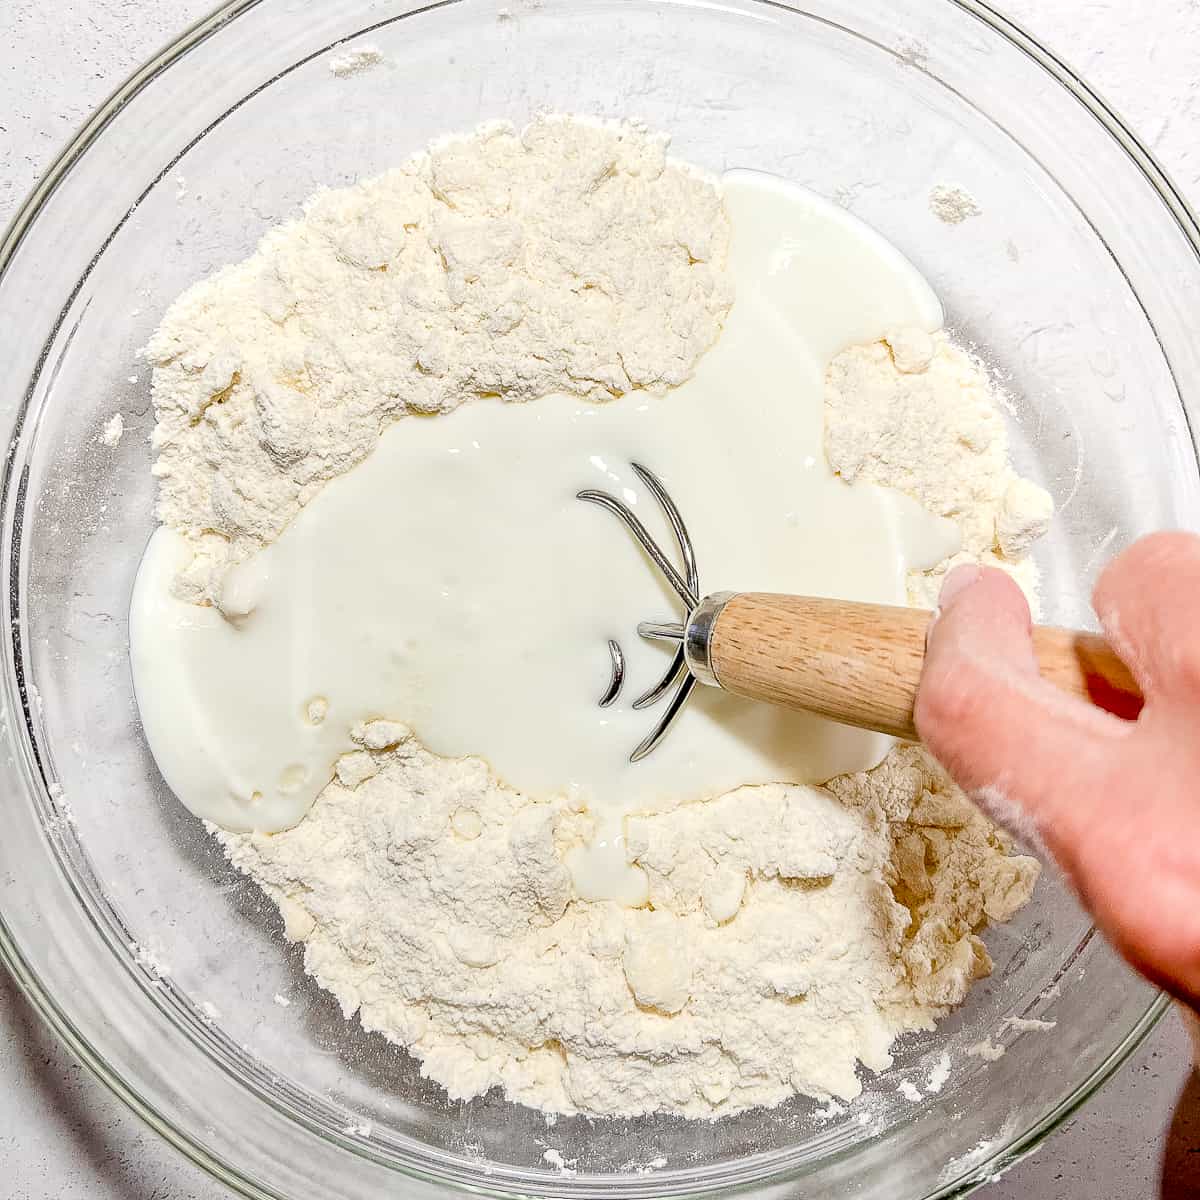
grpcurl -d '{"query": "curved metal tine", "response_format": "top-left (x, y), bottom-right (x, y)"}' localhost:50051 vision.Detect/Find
top-left (632, 646), bottom-right (685, 710)
top-left (575, 490), bottom-right (698, 610)
top-left (630, 463), bottom-right (699, 597)
top-left (598, 639), bottom-right (625, 708)
top-left (630, 673), bottom-right (698, 763)
top-left (637, 621), bottom-right (685, 642)
top-left (621, 464), bottom-right (699, 710)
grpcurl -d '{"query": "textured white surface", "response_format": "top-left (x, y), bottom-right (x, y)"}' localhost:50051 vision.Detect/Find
top-left (1, 1), bottom-right (1198, 1197)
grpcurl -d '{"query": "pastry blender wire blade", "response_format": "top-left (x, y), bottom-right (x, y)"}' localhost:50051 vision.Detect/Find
top-left (576, 463), bottom-right (1144, 762)
top-left (576, 463), bottom-right (702, 761)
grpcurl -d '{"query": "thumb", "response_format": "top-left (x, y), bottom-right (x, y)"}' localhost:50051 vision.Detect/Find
top-left (915, 564), bottom-right (1128, 832)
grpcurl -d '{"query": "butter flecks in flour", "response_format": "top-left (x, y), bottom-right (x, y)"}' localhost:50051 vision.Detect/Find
top-left (131, 168), bottom-right (959, 907)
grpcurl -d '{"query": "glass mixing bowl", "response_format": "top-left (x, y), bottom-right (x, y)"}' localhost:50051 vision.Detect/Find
top-left (1, 1), bottom-right (1197, 1196)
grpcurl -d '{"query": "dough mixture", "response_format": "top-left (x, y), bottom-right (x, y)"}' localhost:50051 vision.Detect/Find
top-left (134, 116), bottom-right (1049, 1118)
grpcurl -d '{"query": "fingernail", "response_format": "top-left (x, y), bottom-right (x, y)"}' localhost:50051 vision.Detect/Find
top-left (937, 564), bottom-right (984, 611)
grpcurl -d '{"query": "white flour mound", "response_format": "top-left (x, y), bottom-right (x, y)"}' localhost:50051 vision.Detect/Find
top-left (152, 115), bottom-right (1048, 1119)
top-left (144, 115), bottom-right (731, 604)
top-left (220, 730), bottom-right (1037, 1117)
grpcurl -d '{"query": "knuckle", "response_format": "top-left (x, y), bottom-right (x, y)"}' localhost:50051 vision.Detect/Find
top-left (1120, 922), bottom-right (1200, 1004)
top-left (1093, 530), bottom-right (1200, 699)
top-left (915, 659), bottom-right (990, 742)
top-left (1137, 529), bottom-right (1200, 562)
top-left (1126, 530), bottom-right (1199, 573)
top-left (1173, 640), bottom-right (1200, 698)
top-left (1103, 841), bottom-right (1200, 1002)
top-left (1097, 531), bottom-right (1200, 613)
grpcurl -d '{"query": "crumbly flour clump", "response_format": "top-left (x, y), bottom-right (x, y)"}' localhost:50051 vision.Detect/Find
top-left (152, 116), bottom-right (1049, 1119)
top-left (825, 328), bottom-right (1052, 607)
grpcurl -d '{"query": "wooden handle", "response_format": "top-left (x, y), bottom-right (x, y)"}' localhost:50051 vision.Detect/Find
top-left (706, 592), bottom-right (1143, 741)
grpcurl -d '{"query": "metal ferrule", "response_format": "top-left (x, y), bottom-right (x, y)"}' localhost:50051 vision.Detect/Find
top-left (684, 592), bottom-right (735, 688)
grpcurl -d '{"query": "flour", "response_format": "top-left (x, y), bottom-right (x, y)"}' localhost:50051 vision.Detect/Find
top-left (824, 328), bottom-right (1052, 606)
top-left (150, 116), bottom-right (1049, 1120)
top-left (967, 1039), bottom-right (1006, 1062)
top-left (925, 1052), bottom-right (952, 1094)
top-left (541, 1148), bottom-right (577, 1174)
top-left (220, 733), bottom-right (1038, 1117)
top-left (144, 116), bottom-right (731, 603)
top-left (1000, 1015), bottom-right (1057, 1034)
top-left (99, 411), bottom-right (124, 447)
top-left (928, 184), bottom-right (982, 225)
top-left (328, 45), bottom-right (385, 78)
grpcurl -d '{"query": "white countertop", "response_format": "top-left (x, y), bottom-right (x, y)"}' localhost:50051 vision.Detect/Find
top-left (2, 2), bottom-right (1198, 1196)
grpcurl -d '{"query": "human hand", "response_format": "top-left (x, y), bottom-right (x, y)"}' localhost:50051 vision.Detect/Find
top-left (916, 533), bottom-right (1200, 1011)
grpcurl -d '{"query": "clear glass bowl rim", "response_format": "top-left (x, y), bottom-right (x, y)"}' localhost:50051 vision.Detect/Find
top-left (0, 0), bottom-right (1192, 1196)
